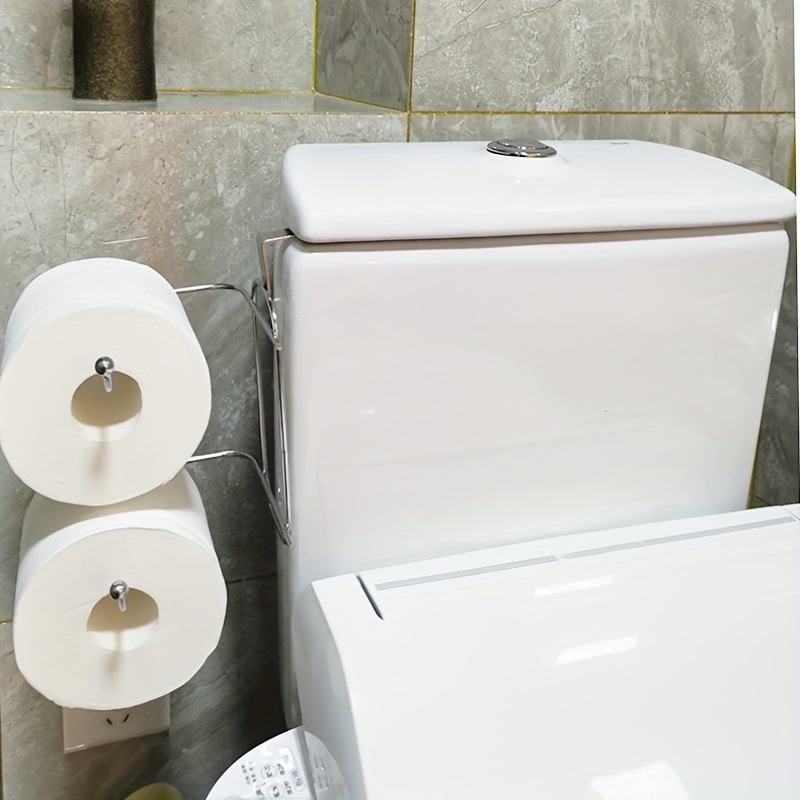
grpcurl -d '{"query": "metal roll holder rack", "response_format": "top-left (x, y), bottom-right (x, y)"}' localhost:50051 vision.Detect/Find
top-left (101, 231), bottom-right (294, 614)
top-left (182, 231), bottom-right (293, 543)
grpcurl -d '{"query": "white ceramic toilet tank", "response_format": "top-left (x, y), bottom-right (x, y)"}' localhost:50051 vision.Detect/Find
top-left (203, 140), bottom-right (797, 799)
top-left (272, 139), bottom-right (794, 719)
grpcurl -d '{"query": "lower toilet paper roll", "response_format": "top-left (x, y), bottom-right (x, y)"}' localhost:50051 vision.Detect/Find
top-left (14, 470), bottom-right (227, 710)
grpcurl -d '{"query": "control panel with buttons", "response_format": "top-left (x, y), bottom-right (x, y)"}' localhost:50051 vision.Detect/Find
top-left (205, 728), bottom-right (315, 800)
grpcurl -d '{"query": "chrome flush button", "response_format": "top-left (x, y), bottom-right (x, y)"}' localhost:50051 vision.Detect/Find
top-left (486, 139), bottom-right (557, 157)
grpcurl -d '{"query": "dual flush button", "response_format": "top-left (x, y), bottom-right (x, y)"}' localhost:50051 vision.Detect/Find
top-left (487, 139), bottom-right (557, 157)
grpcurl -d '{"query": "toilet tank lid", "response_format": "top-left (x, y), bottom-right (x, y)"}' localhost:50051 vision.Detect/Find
top-left (280, 139), bottom-right (796, 243)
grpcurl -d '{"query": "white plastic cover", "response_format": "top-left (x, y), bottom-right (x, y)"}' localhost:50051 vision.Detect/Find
top-left (281, 140), bottom-right (796, 242)
top-left (294, 506), bottom-right (800, 800)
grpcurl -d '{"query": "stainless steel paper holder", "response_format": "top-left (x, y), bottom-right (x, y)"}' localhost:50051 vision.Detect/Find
top-left (176, 230), bottom-right (292, 547)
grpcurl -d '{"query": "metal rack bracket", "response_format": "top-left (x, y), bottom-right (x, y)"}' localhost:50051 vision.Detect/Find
top-left (177, 230), bottom-right (295, 547)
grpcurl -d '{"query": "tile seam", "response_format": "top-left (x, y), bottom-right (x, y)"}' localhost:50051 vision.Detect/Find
top-left (0, 85), bottom-right (317, 96)
top-left (406, 0), bottom-right (418, 141)
top-left (0, 110), bottom-right (404, 117)
top-left (311, 0), bottom-right (319, 92)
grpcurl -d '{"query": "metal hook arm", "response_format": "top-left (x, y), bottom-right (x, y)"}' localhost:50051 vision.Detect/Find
top-left (186, 450), bottom-right (290, 546)
top-left (175, 283), bottom-right (281, 350)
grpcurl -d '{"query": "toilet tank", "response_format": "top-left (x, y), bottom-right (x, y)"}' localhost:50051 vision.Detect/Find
top-left (274, 138), bottom-right (794, 623)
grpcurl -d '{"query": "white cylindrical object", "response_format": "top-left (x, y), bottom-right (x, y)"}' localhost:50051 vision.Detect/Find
top-left (14, 470), bottom-right (227, 710)
top-left (0, 258), bottom-right (211, 505)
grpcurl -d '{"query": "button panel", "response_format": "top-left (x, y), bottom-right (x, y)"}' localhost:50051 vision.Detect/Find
top-left (205, 729), bottom-right (312, 800)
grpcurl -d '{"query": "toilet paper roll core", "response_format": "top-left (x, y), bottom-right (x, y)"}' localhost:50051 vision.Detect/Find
top-left (87, 586), bottom-right (158, 651)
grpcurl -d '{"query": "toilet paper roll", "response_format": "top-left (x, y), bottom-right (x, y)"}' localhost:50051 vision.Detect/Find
top-left (0, 257), bottom-right (211, 505)
top-left (14, 469), bottom-right (227, 710)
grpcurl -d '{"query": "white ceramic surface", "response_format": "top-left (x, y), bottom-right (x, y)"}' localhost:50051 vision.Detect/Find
top-left (294, 506), bottom-right (800, 799)
top-left (277, 228), bottom-right (787, 610)
top-left (281, 140), bottom-right (796, 242)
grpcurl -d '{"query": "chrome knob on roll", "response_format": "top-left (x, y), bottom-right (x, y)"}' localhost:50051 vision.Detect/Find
top-left (109, 580), bottom-right (129, 612)
top-left (94, 356), bottom-right (115, 393)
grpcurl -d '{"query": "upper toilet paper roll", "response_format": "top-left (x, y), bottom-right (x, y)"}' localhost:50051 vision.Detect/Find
top-left (0, 258), bottom-right (211, 505)
top-left (14, 469), bottom-right (227, 710)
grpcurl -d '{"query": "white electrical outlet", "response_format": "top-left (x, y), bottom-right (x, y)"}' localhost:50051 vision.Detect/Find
top-left (62, 695), bottom-right (170, 753)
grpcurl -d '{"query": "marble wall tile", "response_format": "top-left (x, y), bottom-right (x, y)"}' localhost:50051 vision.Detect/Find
top-left (409, 112), bottom-right (795, 183)
top-left (412, 0), bottom-right (794, 112)
top-left (0, 0), bottom-right (72, 89)
top-left (155, 0), bottom-right (314, 92)
top-left (316, 0), bottom-right (413, 109)
top-left (0, 0), bottom-right (314, 91)
top-left (1, 577), bottom-right (282, 800)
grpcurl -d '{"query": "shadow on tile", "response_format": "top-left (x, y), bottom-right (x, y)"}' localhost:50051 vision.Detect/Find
top-left (1, 576), bottom-right (284, 800)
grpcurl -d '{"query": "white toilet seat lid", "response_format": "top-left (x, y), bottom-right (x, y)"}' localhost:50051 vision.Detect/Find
top-left (296, 506), bottom-right (800, 800)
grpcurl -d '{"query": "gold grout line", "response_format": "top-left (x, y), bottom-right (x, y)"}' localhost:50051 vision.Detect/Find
top-left (407, 109), bottom-right (796, 117)
top-left (311, 0), bottom-right (320, 92)
top-left (156, 87), bottom-right (311, 96)
top-left (787, 131), bottom-right (796, 190)
top-left (406, 0), bottom-right (418, 142)
top-left (0, 619), bottom-right (11, 626)
top-left (1, 86), bottom-right (319, 97)
top-left (137, 87), bottom-right (313, 96)
top-left (0, 109), bottom-right (402, 118)
top-left (0, 84), bottom-right (69, 92)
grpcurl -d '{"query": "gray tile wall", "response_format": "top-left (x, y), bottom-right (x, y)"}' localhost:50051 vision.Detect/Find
top-left (411, 0), bottom-right (794, 112)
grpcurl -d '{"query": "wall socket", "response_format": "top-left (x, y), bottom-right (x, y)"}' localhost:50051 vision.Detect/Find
top-left (62, 695), bottom-right (170, 753)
